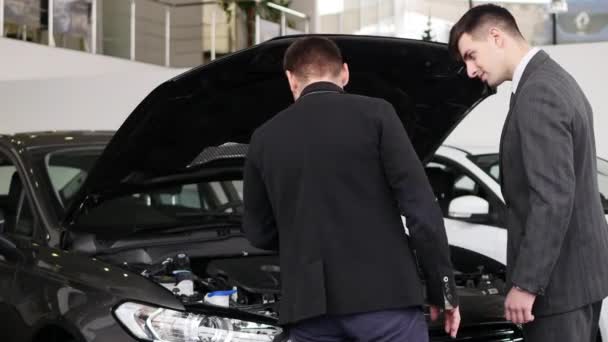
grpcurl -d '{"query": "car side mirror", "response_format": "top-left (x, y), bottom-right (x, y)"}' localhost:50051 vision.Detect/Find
top-left (0, 234), bottom-right (24, 263)
top-left (448, 195), bottom-right (490, 223)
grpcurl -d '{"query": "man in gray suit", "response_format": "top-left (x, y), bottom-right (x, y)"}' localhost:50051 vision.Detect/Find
top-left (449, 4), bottom-right (608, 341)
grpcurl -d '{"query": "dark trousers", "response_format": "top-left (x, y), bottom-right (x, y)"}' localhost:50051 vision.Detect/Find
top-left (289, 307), bottom-right (428, 342)
top-left (523, 301), bottom-right (602, 342)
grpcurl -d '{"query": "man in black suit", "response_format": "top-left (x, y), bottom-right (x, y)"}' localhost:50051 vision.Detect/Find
top-left (243, 36), bottom-right (460, 341)
top-left (450, 5), bottom-right (608, 341)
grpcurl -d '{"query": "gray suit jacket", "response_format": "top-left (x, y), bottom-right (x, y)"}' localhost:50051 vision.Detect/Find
top-left (500, 50), bottom-right (608, 316)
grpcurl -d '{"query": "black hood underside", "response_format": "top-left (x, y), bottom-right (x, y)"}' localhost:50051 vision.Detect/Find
top-left (67, 35), bottom-right (490, 223)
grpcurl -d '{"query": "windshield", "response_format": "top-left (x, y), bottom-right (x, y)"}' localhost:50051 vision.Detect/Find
top-left (469, 153), bottom-right (608, 212)
top-left (467, 154), bottom-right (500, 181)
top-left (44, 147), bottom-right (104, 211)
top-left (73, 178), bottom-right (244, 233)
top-left (42, 148), bottom-right (245, 228)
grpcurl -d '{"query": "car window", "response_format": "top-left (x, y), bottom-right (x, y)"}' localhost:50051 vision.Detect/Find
top-left (152, 180), bottom-right (243, 211)
top-left (0, 163), bottom-right (16, 233)
top-left (151, 181), bottom-right (242, 211)
top-left (467, 154), bottom-right (500, 182)
top-left (74, 178), bottom-right (244, 232)
top-left (44, 148), bottom-right (101, 209)
top-left (470, 154), bottom-right (608, 213)
top-left (47, 166), bottom-right (86, 199)
top-left (0, 165), bottom-right (17, 195)
top-left (489, 164), bottom-right (499, 180)
top-left (0, 153), bottom-right (37, 238)
top-left (426, 158), bottom-right (505, 227)
top-left (454, 175), bottom-right (476, 193)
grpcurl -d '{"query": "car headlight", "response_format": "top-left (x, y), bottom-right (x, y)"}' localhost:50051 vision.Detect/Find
top-left (114, 302), bottom-right (282, 342)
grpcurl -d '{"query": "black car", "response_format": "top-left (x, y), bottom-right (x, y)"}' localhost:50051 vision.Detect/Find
top-left (0, 35), bottom-right (523, 342)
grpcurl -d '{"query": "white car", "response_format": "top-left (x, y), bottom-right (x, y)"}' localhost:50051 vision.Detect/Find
top-left (427, 145), bottom-right (608, 340)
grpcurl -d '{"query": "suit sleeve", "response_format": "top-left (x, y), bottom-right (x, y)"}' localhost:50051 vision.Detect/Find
top-left (243, 132), bottom-right (279, 251)
top-left (510, 82), bottom-right (575, 295)
top-left (377, 99), bottom-right (458, 308)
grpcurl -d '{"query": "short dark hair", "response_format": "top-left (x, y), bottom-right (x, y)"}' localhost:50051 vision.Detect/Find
top-left (448, 4), bottom-right (523, 62)
top-left (283, 36), bottom-right (343, 80)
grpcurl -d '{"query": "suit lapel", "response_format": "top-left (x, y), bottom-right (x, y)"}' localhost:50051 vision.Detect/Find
top-left (499, 93), bottom-right (515, 191)
top-left (498, 50), bottom-right (550, 197)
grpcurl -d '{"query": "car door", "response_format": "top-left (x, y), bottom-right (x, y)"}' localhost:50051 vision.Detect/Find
top-left (0, 150), bottom-right (33, 342)
top-left (0, 234), bottom-right (20, 342)
top-left (425, 156), bottom-right (508, 265)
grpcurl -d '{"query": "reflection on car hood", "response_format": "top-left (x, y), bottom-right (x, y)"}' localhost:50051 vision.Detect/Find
top-left (66, 34), bottom-right (491, 225)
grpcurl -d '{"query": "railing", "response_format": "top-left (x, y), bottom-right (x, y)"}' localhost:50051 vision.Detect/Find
top-left (0, 0), bottom-right (310, 68)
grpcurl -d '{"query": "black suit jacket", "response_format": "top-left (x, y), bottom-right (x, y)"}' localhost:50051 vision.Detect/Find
top-left (243, 82), bottom-right (457, 325)
top-left (500, 50), bottom-right (608, 315)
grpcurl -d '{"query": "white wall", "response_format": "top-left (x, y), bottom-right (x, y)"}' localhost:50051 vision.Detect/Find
top-left (446, 41), bottom-right (608, 159)
top-left (0, 37), bottom-right (606, 158)
top-left (0, 37), bottom-right (172, 81)
top-left (0, 36), bottom-right (187, 132)
top-left (0, 70), bottom-right (185, 133)
top-left (291, 0), bottom-right (317, 32)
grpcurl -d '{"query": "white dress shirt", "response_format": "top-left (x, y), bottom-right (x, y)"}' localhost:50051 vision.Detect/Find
top-left (512, 47), bottom-right (540, 94)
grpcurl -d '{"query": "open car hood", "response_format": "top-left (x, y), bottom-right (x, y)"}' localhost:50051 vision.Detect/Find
top-left (65, 35), bottom-right (491, 224)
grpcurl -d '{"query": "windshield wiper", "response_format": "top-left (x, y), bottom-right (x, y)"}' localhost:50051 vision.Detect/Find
top-left (129, 213), bottom-right (243, 234)
top-left (93, 227), bottom-right (245, 256)
top-left (175, 211), bottom-right (242, 222)
top-left (153, 222), bottom-right (242, 235)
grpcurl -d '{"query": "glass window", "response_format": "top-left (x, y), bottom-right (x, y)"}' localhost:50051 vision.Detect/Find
top-left (0, 165), bottom-right (17, 195)
top-left (73, 178), bottom-right (244, 232)
top-left (489, 164), bottom-right (500, 180)
top-left (40, 147), bottom-right (246, 224)
top-left (470, 154), bottom-right (608, 212)
top-left (150, 181), bottom-right (243, 212)
top-left (467, 153), bottom-right (500, 182)
top-left (454, 174), bottom-right (477, 193)
top-left (0, 153), bottom-right (37, 237)
top-left (44, 148), bottom-right (102, 209)
top-left (178, 184), bottom-right (202, 209)
top-left (426, 157), bottom-right (505, 227)
top-left (320, 0), bottom-right (608, 45)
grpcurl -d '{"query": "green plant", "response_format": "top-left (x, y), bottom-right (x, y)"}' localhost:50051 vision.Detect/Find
top-left (422, 14), bottom-right (434, 42)
top-left (220, 0), bottom-right (292, 47)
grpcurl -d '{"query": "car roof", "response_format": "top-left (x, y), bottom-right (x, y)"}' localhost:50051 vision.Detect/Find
top-left (0, 132), bottom-right (501, 162)
top-left (440, 144), bottom-right (498, 156)
top-left (0, 131), bottom-right (114, 150)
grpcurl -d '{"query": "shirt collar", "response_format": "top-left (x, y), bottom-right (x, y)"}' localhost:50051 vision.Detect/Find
top-left (512, 47), bottom-right (540, 94)
top-left (300, 81), bottom-right (344, 98)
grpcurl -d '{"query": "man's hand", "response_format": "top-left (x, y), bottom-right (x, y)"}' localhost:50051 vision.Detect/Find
top-left (504, 286), bottom-right (536, 324)
top-left (430, 305), bottom-right (460, 338)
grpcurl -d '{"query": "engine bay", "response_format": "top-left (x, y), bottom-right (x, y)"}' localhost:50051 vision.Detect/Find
top-left (120, 251), bottom-right (506, 319)
top-left (131, 254), bottom-right (282, 318)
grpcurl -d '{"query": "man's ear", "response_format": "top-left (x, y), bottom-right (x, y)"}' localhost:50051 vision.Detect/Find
top-left (341, 63), bottom-right (350, 88)
top-left (286, 70), bottom-right (299, 94)
top-left (488, 27), bottom-right (504, 48)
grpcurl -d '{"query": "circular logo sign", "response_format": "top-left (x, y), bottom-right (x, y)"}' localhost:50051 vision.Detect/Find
top-left (575, 11), bottom-right (591, 33)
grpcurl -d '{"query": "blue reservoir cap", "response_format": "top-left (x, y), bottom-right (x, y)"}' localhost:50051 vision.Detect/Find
top-left (207, 289), bottom-right (237, 297)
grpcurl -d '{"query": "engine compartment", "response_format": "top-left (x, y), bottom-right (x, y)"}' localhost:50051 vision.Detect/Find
top-left (118, 250), bottom-right (506, 319)
top-left (127, 253), bottom-right (282, 318)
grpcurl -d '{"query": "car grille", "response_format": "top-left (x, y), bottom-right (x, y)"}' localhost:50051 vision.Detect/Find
top-left (430, 323), bottom-right (524, 342)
